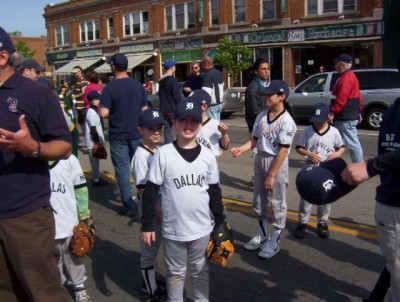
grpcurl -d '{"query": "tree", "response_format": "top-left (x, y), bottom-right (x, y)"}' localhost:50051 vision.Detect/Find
top-left (214, 36), bottom-right (252, 87)
top-left (14, 41), bottom-right (36, 58)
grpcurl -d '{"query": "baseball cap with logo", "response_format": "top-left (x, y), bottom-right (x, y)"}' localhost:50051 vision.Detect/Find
top-left (188, 89), bottom-right (211, 106)
top-left (139, 108), bottom-right (165, 128)
top-left (20, 58), bottom-right (45, 72)
top-left (334, 53), bottom-right (352, 64)
top-left (295, 158), bottom-right (357, 205)
top-left (0, 26), bottom-right (16, 54)
top-left (163, 59), bottom-right (178, 70)
top-left (174, 98), bottom-right (202, 123)
top-left (87, 90), bottom-right (101, 103)
top-left (259, 80), bottom-right (290, 96)
top-left (309, 103), bottom-right (330, 124)
top-left (107, 53), bottom-right (128, 70)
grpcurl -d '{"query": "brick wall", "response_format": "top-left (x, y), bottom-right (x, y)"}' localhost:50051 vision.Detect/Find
top-left (11, 36), bottom-right (48, 71)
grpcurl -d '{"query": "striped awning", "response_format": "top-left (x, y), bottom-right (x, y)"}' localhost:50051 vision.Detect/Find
top-left (94, 53), bottom-right (153, 73)
top-left (54, 57), bottom-right (103, 75)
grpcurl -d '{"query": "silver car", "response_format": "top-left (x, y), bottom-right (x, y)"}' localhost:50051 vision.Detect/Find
top-left (285, 69), bottom-right (400, 130)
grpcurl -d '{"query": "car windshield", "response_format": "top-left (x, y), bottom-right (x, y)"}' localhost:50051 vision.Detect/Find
top-left (295, 74), bottom-right (328, 93)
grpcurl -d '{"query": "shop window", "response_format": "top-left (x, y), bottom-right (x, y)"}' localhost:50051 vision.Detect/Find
top-left (80, 20), bottom-right (100, 43)
top-left (262, 0), bottom-right (276, 20)
top-left (56, 25), bottom-right (69, 46)
top-left (123, 11), bottom-right (149, 36)
top-left (307, 0), bottom-right (356, 15)
top-left (210, 0), bottom-right (219, 26)
top-left (234, 0), bottom-right (246, 23)
top-left (165, 2), bottom-right (195, 31)
top-left (108, 17), bottom-right (114, 39)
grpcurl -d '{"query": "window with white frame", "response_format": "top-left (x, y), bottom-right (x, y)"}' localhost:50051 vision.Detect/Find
top-left (234, 0), bottom-right (246, 23)
top-left (210, 0), bottom-right (219, 26)
top-left (108, 17), bottom-right (114, 39)
top-left (262, 0), bottom-right (276, 20)
top-left (123, 11), bottom-right (149, 36)
top-left (307, 0), bottom-right (356, 15)
top-left (55, 25), bottom-right (69, 46)
top-left (80, 20), bottom-right (100, 43)
top-left (165, 2), bottom-right (195, 31)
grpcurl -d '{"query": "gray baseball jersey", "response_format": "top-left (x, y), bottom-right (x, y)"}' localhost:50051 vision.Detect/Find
top-left (196, 118), bottom-right (222, 157)
top-left (147, 143), bottom-right (219, 241)
top-left (84, 107), bottom-right (104, 149)
top-left (132, 144), bottom-right (158, 189)
top-left (252, 109), bottom-right (297, 155)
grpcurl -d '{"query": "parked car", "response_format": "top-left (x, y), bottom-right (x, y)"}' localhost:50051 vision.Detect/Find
top-left (147, 82), bottom-right (244, 119)
top-left (285, 69), bottom-right (400, 130)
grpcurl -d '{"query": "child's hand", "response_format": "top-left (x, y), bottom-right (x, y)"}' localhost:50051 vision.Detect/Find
top-left (218, 122), bottom-right (228, 135)
top-left (327, 150), bottom-right (339, 160)
top-left (263, 175), bottom-right (275, 191)
top-left (141, 232), bottom-right (156, 246)
top-left (307, 151), bottom-right (321, 164)
top-left (230, 147), bottom-right (242, 158)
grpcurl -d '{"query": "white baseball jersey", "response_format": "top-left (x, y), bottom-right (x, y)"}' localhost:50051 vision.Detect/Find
top-left (131, 144), bottom-right (158, 191)
top-left (296, 124), bottom-right (345, 163)
top-left (196, 118), bottom-right (222, 157)
top-left (252, 109), bottom-right (297, 155)
top-left (85, 107), bottom-right (104, 149)
top-left (49, 155), bottom-right (87, 239)
top-left (147, 144), bottom-right (219, 241)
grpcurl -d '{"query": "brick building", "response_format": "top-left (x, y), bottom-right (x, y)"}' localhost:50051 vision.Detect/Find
top-left (44, 0), bottom-right (385, 88)
top-left (11, 36), bottom-right (48, 74)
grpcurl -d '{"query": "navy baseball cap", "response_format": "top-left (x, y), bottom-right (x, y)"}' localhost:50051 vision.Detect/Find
top-left (259, 80), bottom-right (290, 96)
top-left (20, 58), bottom-right (46, 72)
top-left (87, 90), bottom-right (101, 102)
top-left (296, 158), bottom-right (357, 205)
top-left (139, 108), bottom-right (165, 128)
top-left (334, 54), bottom-right (352, 64)
top-left (188, 89), bottom-right (211, 106)
top-left (107, 53), bottom-right (128, 70)
top-left (309, 103), bottom-right (330, 124)
top-left (163, 59), bottom-right (178, 70)
top-left (174, 98), bottom-right (202, 122)
top-left (0, 26), bottom-right (15, 54)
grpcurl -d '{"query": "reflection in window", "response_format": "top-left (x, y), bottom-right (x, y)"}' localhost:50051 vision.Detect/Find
top-left (56, 25), bottom-right (69, 46)
top-left (262, 0), bottom-right (275, 19)
top-left (80, 20), bottom-right (100, 43)
top-left (234, 0), bottom-right (246, 23)
top-left (211, 0), bottom-right (219, 26)
top-left (165, 2), bottom-right (195, 31)
top-left (123, 11), bottom-right (149, 36)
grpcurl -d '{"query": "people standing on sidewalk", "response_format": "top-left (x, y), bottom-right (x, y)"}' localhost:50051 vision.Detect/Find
top-left (329, 53), bottom-right (364, 163)
top-left (182, 61), bottom-right (203, 97)
top-left (71, 67), bottom-right (89, 141)
top-left (100, 53), bottom-right (148, 217)
top-left (231, 80), bottom-right (297, 259)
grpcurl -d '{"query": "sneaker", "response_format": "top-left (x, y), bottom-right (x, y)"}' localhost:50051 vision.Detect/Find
top-left (295, 223), bottom-right (306, 239)
top-left (258, 240), bottom-right (280, 259)
top-left (92, 178), bottom-right (108, 187)
top-left (75, 289), bottom-right (91, 302)
top-left (141, 278), bottom-right (167, 293)
top-left (144, 288), bottom-right (168, 302)
top-left (244, 234), bottom-right (268, 250)
top-left (317, 222), bottom-right (330, 239)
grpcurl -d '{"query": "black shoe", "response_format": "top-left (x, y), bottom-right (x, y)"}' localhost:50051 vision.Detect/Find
top-left (295, 223), bottom-right (306, 239)
top-left (317, 223), bottom-right (330, 238)
top-left (144, 288), bottom-right (168, 302)
top-left (92, 178), bottom-right (108, 187)
top-left (117, 207), bottom-right (137, 218)
top-left (141, 278), bottom-right (167, 293)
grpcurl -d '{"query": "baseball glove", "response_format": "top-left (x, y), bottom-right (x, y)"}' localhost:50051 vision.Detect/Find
top-left (92, 142), bottom-right (107, 159)
top-left (206, 222), bottom-right (235, 266)
top-left (69, 217), bottom-right (96, 257)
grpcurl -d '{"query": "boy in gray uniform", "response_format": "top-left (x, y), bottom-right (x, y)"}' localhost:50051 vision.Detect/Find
top-left (231, 80), bottom-right (297, 259)
top-left (140, 98), bottom-right (226, 301)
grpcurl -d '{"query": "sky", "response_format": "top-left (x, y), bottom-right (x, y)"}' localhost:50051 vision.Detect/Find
top-left (0, 0), bottom-right (66, 37)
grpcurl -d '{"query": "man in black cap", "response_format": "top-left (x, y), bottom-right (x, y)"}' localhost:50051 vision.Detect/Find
top-left (0, 26), bottom-right (71, 301)
top-left (20, 58), bottom-right (45, 81)
top-left (100, 53), bottom-right (148, 217)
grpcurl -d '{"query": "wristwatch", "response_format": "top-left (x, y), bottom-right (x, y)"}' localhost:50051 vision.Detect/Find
top-left (29, 141), bottom-right (41, 158)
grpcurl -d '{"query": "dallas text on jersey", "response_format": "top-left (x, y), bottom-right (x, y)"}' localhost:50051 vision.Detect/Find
top-left (173, 174), bottom-right (206, 189)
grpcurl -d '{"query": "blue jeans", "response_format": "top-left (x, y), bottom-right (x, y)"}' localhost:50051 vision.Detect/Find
top-left (110, 139), bottom-right (141, 213)
top-left (206, 103), bottom-right (222, 121)
top-left (163, 115), bottom-right (174, 144)
top-left (335, 120), bottom-right (364, 163)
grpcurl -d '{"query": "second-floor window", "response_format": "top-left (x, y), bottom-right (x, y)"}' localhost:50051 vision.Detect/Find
top-left (166, 2), bottom-right (195, 31)
top-left (262, 0), bottom-right (276, 20)
top-left (210, 0), bottom-right (219, 26)
top-left (123, 11), bottom-right (149, 36)
top-left (234, 0), bottom-right (246, 23)
top-left (80, 20), bottom-right (100, 43)
top-left (108, 17), bottom-right (114, 39)
top-left (307, 0), bottom-right (356, 15)
top-left (55, 25), bottom-right (69, 46)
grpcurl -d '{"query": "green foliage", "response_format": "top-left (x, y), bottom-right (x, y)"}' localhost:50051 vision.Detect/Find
top-left (14, 41), bottom-right (36, 58)
top-left (214, 37), bottom-right (252, 85)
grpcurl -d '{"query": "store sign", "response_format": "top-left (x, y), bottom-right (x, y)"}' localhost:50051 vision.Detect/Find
top-left (245, 31), bottom-right (287, 43)
top-left (305, 23), bottom-right (383, 40)
top-left (288, 29), bottom-right (305, 41)
top-left (76, 49), bottom-right (102, 58)
top-left (120, 44), bottom-right (153, 53)
top-left (46, 51), bottom-right (75, 61)
top-left (159, 38), bottom-right (203, 50)
top-left (162, 49), bottom-right (203, 62)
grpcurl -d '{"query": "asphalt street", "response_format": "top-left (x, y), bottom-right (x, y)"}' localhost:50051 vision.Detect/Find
top-left (76, 115), bottom-right (384, 302)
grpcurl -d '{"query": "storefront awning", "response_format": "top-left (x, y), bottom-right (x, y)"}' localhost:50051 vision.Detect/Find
top-left (94, 53), bottom-right (153, 73)
top-left (54, 57), bottom-right (103, 75)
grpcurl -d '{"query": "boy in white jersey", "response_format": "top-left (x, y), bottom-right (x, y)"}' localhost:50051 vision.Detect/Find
top-left (49, 155), bottom-right (92, 302)
top-left (189, 89), bottom-right (229, 157)
top-left (131, 108), bottom-right (167, 301)
top-left (85, 91), bottom-right (107, 187)
top-left (295, 103), bottom-right (345, 239)
top-left (140, 99), bottom-right (226, 301)
top-left (231, 80), bottom-right (297, 259)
